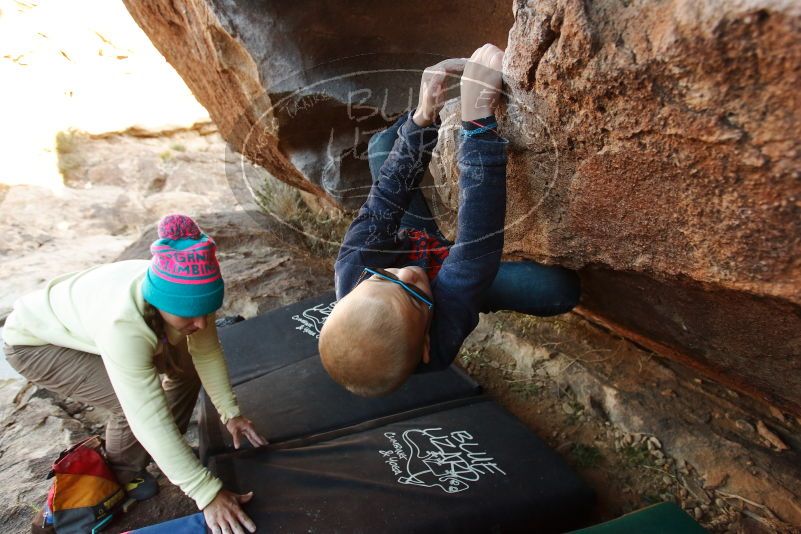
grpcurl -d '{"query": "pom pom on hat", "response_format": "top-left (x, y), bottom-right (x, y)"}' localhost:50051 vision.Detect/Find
top-left (142, 213), bottom-right (224, 317)
top-left (158, 214), bottom-right (201, 240)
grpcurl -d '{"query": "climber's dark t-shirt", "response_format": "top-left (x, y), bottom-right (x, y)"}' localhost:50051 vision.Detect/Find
top-left (335, 112), bottom-right (508, 372)
top-left (399, 228), bottom-right (449, 281)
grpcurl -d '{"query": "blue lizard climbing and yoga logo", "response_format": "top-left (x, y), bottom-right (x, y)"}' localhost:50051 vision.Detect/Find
top-left (378, 427), bottom-right (506, 493)
top-left (291, 300), bottom-right (337, 339)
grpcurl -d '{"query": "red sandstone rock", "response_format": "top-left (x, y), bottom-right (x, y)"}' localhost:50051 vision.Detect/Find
top-left (122, 0), bottom-right (330, 202)
top-left (123, 0), bottom-right (801, 414)
top-left (436, 0), bottom-right (801, 414)
top-left (123, 0), bottom-right (511, 209)
top-left (501, 0), bottom-right (801, 304)
top-left (495, 0), bottom-right (801, 414)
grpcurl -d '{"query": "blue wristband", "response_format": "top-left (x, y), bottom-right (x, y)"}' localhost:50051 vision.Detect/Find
top-left (462, 123), bottom-right (498, 137)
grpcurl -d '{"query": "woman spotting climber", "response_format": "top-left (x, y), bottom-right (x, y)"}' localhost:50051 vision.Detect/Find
top-left (3, 214), bottom-right (264, 534)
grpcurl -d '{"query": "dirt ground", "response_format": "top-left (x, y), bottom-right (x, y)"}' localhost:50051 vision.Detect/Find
top-left (456, 311), bottom-right (800, 533)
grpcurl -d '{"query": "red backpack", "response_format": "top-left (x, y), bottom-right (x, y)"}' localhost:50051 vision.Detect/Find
top-left (33, 436), bottom-right (126, 533)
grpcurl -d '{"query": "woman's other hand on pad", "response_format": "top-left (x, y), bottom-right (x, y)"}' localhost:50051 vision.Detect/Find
top-left (226, 415), bottom-right (268, 449)
top-left (204, 489), bottom-right (256, 534)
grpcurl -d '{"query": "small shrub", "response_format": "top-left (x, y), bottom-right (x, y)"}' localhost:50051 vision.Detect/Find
top-left (565, 399), bottom-right (585, 424)
top-left (256, 171), bottom-right (348, 258)
top-left (510, 381), bottom-right (540, 399)
top-left (55, 129), bottom-right (83, 155)
top-left (258, 176), bottom-right (302, 224)
top-left (459, 348), bottom-right (487, 367)
top-left (620, 445), bottom-right (652, 468)
top-left (55, 129), bottom-right (88, 182)
top-left (571, 444), bottom-right (603, 469)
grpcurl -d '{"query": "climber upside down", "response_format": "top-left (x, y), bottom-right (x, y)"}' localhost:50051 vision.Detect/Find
top-left (319, 43), bottom-right (580, 396)
top-left (2, 43), bottom-right (580, 534)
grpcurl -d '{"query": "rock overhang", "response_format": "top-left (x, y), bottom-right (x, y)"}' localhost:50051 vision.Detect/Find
top-left (124, 0), bottom-right (801, 414)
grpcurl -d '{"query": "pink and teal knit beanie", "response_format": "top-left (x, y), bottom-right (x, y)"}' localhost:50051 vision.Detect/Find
top-left (141, 214), bottom-right (224, 317)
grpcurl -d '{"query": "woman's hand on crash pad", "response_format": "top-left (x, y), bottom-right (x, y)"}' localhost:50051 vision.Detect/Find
top-left (204, 489), bottom-right (256, 534)
top-left (226, 416), bottom-right (268, 449)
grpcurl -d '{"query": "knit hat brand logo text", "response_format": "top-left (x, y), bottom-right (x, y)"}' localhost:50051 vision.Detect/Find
top-left (154, 253), bottom-right (220, 277)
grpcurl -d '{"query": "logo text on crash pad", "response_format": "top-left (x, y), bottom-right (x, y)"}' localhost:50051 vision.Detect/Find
top-left (291, 301), bottom-right (336, 339)
top-left (379, 428), bottom-right (506, 493)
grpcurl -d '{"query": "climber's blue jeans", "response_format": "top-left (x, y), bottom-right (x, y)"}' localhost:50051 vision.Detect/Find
top-left (368, 117), bottom-right (581, 317)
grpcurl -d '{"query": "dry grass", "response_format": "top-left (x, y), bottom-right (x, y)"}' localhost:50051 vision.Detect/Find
top-left (54, 129), bottom-right (89, 183)
top-left (256, 172), bottom-right (349, 258)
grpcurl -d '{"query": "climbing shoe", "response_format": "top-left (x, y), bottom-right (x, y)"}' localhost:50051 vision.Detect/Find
top-left (124, 471), bottom-right (159, 502)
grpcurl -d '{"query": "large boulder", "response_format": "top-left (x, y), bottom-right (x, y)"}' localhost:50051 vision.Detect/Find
top-left (435, 0), bottom-right (801, 412)
top-left (494, 0), bottom-right (801, 415)
top-left (122, 0), bottom-right (512, 209)
top-left (124, 1), bottom-right (801, 414)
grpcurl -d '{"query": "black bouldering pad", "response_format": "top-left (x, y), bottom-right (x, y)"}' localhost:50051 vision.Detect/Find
top-left (209, 398), bottom-right (595, 533)
top-left (217, 291), bottom-right (336, 385)
top-left (202, 291), bottom-right (481, 463)
top-left (200, 355), bottom-right (481, 463)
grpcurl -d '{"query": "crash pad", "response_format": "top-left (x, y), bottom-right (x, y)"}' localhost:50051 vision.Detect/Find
top-left (217, 291), bottom-right (336, 385)
top-left (209, 398), bottom-right (595, 533)
top-left (201, 292), bottom-right (481, 462)
top-left (200, 346), bottom-right (480, 462)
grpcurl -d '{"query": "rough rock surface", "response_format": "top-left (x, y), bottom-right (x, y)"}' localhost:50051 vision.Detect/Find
top-left (494, 0), bottom-right (801, 415)
top-left (0, 126), bottom-right (240, 323)
top-left (0, 380), bottom-right (87, 533)
top-left (432, 0), bottom-right (801, 414)
top-left (122, 0), bottom-right (512, 209)
top-left (461, 312), bottom-right (801, 529)
top-left (123, 1), bottom-right (801, 414)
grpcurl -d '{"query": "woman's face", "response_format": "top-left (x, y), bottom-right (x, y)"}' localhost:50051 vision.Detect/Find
top-left (158, 310), bottom-right (208, 335)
